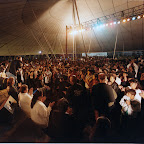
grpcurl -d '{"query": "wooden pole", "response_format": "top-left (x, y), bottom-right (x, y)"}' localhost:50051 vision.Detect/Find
top-left (66, 25), bottom-right (68, 59)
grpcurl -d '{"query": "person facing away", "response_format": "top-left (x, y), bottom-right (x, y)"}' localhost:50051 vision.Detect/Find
top-left (47, 97), bottom-right (82, 142)
top-left (6, 57), bottom-right (23, 80)
top-left (91, 73), bottom-right (116, 119)
top-left (66, 75), bottom-right (91, 127)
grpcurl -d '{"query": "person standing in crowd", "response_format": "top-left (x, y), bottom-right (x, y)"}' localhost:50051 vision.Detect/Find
top-left (6, 57), bottom-right (24, 83)
top-left (7, 77), bottom-right (19, 102)
top-left (31, 90), bottom-right (55, 128)
top-left (18, 84), bottom-right (33, 117)
top-left (127, 59), bottom-right (139, 78)
top-left (66, 75), bottom-right (94, 128)
top-left (91, 73), bottom-right (116, 120)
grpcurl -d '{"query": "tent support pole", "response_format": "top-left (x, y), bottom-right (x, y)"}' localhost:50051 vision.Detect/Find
top-left (113, 27), bottom-right (119, 59)
top-left (66, 25), bottom-right (68, 59)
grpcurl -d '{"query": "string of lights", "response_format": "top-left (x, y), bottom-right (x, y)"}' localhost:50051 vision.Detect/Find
top-left (68, 4), bottom-right (144, 35)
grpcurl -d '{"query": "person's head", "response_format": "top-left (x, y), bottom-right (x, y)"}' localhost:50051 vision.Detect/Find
top-left (98, 73), bottom-right (107, 83)
top-left (87, 69), bottom-right (95, 75)
top-left (31, 89), bottom-right (43, 108)
top-left (20, 84), bottom-right (28, 93)
top-left (129, 79), bottom-right (138, 90)
top-left (17, 56), bottom-right (22, 62)
top-left (37, 73), bottom-right (43, 81)
top-left (109, 73), bottom-right (116, 84)
top-left (123, 72), bottom-right (128, 77)
top-left (96, 116), bottom-right (111, 129)
top-left (7, 77), bottom-right (15, 87)
top-left (70, 75), bottom-right (77, 85)
top-left (80, 69), bottom-right (86, 75)
top-left (56, 97), bottom-right (69, 113)
top-left (126, 89), bottom-right (136, 100)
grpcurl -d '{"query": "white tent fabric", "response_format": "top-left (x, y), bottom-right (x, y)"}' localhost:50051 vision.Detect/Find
top-left (0, 0), bottom-right (143, 55)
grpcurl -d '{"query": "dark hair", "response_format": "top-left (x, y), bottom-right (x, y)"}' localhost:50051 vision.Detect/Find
top-left (7, 77), bottom-right (14, 87)
top-left (56, 98), bottom-right (69, 113)
top-left (98, 73), bottom-right (106, 81)
top-left (96, 116), bottom-right (111, 129)
top-left (126, 89), bottom-right (136, 96)
top-left (109, 73), bottom-right (116, 80)
top-left (129, 79), bottom-right (138, 84)
top-left (20, 84), bottom-right (28, 93)
top-left (70, 75), bottom-right (77, 84)
top-left (31, 90), bottom-right (43, 108)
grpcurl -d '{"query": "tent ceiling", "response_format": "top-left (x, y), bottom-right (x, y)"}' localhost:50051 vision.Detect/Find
top-left (0, 0), bottom-right (143, 56)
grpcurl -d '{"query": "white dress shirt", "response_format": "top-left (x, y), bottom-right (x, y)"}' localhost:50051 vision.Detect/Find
top-left (119, 95), bottom-right (133, 115)
top-left (31, 100), bottom-right (52, 127)
top-left (18, 92), bottom-right (33, 117)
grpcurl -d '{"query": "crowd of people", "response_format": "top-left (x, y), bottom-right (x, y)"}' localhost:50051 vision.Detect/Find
top-left (0, 55), bottom-right (144, 142)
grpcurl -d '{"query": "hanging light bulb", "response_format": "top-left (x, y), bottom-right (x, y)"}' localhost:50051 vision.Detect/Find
top-left (132, 17), bottom-right (136, 20)
top-left (123, 19), bottom-right (126, 23)
top-left (127, 18), bottom-right (130, 22)
top-left (137, 16), bottom-right (141, 19)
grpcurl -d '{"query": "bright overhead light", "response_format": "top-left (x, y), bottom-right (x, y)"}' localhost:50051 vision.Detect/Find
top-left (39, 51), bottom-right (42, 54)
top-left (113, 22), bottom-right (117, 25)
top-left (123, 19), bottom-right (126, 23)
top-left (118, 21), bottom-right (121, 24)
top-left (143, 15), bottom-right (144, 18)
top-left (127, 18), bottom-right (130, 21)
top-left (132, 17), bottom-right (136, 20)
top-left (137, 16), bottom-right (141, 19)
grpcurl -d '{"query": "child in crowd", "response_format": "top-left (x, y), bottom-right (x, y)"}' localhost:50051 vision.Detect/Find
top-left (120, 89), bottom-right (140, 116)
top-left (120, 89), bottom-right (141, 132)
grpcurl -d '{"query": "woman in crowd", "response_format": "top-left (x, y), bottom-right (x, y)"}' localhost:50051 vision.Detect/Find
top-left (31, 89), bottom-right (55, 128)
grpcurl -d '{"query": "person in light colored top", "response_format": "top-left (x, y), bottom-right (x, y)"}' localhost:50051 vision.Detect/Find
top-left (18, 84), bottom-right (33, 117)
top-left (128, 79), bottom-right (142, 103)
top-left (31, 89), bottom-right (55, 128)
top-left (120, 89), bottom-right (136, 115)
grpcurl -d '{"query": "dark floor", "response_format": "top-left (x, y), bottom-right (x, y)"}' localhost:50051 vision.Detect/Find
top-left (0, 108), bottom-right (50, 143)
top-left (1, 108), bottom-right (144, 143)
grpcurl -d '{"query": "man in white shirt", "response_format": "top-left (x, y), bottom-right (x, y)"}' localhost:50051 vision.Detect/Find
top-left (44, 68), bottom-right (52, 85)
top-left (18, 84), bottom-right (33, 117)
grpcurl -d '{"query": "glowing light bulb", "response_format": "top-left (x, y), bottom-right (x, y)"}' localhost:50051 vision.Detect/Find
top-left (132, 17), bottom-right (136, 20)
top-left (127, 18), bottom-right (130, 22)
top-left (123, 19), bottom-right (126, 23)
top-left (137, 16), bottom-right (141, 19)
top-left (118, 21), bottom-right (120, 24)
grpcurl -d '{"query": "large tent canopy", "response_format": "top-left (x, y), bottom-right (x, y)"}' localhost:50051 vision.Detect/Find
top-left (0, 0), bottom-right (144, 56)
